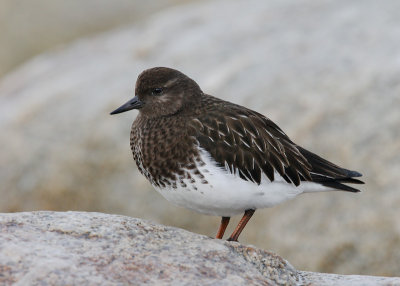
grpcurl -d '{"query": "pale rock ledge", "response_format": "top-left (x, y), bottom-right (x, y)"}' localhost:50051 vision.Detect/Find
top-left (0, 211), bottom-right (398, 286)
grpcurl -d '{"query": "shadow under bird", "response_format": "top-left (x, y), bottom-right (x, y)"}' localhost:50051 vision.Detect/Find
top-left (111, 67), bottom-right (364, 242)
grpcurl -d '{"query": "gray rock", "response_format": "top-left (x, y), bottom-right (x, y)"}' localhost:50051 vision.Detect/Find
top-left (1, 211), bottom-right (399, 286)
top-left (0, 211), bottom-right (297, 285)
top-left (1, 0), bottom-right (400, 275)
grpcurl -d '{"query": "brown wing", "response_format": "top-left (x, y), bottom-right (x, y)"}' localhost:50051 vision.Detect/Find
top-left (187, 96), bottom-right (363, 191)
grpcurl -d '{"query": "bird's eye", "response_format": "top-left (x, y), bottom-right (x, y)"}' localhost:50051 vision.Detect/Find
top-left (152, 88), bottom-right (163, 95)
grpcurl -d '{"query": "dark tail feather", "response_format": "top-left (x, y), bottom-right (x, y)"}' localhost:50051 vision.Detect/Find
top-left (346, 170), bottom-right (363, 177)
top-left (297, 146), bottom-right (364, 192)
top-left (320, 181), bottom-right (361, 193)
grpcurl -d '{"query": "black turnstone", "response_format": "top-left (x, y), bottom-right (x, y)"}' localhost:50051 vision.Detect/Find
top-left (111, 67), bottom-right (364, 242)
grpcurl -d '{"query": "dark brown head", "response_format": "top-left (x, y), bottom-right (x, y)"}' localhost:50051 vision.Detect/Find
top-left (110, 67), bottom-right (203, 118)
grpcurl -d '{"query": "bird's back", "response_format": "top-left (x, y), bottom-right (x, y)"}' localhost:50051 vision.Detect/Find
top-left (186, 94), bottom-right (363, 192)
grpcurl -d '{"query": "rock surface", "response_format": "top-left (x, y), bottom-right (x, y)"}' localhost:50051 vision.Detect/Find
top-left (1, 0), bottom-right (400, 275)
top-left (0, 211), bottom-right (399, 286)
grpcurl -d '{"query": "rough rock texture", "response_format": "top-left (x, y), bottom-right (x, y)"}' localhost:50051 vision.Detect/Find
top-left (1, 212), bottom-right (399, 286)
top-left (0, 212), bottom-right (298, 285)
top-left (1, 0), bottom-right (400, 276)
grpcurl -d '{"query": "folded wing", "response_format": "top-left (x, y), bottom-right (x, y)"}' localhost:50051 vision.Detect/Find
top-left (187, 97), bottom-right (363, 192)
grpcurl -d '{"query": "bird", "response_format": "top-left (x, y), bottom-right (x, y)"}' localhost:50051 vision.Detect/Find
top-left (110, 67), bottom-right (363, 242)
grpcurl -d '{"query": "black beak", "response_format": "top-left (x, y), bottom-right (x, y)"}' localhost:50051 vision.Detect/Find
top-left (110, 96), bottom-right (144, 115)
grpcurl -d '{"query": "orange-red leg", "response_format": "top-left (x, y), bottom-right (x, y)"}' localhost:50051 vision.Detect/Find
top-left (215, 216), bottom-right (230, 239)
top-left (227, 209), bottom-right (255, 242)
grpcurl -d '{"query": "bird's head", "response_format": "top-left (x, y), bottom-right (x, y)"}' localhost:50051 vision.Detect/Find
top-left (110, 67), bottom-right (202, 118)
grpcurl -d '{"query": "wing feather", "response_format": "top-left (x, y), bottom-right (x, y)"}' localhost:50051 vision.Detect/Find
top-left (187, 95), bottom-right (364, 192)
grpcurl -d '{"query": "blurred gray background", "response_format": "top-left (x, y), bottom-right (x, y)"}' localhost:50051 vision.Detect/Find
top-left (1, 0), bottom-right (399, 277)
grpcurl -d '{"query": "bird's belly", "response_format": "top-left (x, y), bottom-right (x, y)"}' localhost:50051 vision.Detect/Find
top-left (152, 150), bottom-right (323, 217)
top-left (154, 178), bottom-right (300, 217)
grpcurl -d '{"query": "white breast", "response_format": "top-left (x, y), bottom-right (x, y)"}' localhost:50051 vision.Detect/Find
top-left (153, 148), bottom-right (330, 217)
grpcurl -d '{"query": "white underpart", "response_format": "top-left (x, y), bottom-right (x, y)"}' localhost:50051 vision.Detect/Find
top-left (154, 148), bottom-right (331, 217)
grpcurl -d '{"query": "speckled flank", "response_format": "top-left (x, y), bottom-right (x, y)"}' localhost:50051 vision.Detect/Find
top-left (153, 148), bottom-right (330, 217)
top-left (130, 112), bottom-right (203, 190)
